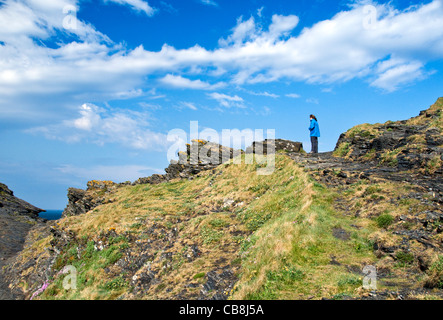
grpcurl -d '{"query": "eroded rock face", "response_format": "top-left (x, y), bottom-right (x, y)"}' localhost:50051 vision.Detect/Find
top-left (134, 140), bottom-right (244, 184)
top-left (62, 181), bottom-right (118, 218)
top-left (0, 183), bottom-right (45, 300)
top-left (0, 183), bottom-right (43, 218)
top-left (165, 140), bottom-right (243, 181)
top-left (62, 188), bottom-right (92, 218)
top-left (63, 139), bottom-right (306, 219)
top-left (334, 98), bottom-right (443, 174)
top-left (246, 139), bottom-right (304, 155)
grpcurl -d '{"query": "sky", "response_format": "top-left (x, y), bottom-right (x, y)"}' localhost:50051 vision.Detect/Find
top-left (1, 0), bottom-right (443, 209)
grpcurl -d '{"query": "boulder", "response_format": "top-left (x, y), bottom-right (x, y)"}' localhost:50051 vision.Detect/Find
top-left (246, 139), bottom-right (303, 155)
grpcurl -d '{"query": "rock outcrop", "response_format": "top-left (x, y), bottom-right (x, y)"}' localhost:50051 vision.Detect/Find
top-left (3, 97), bottom-right (443, 301)
top-left (0, 183), bottom-right (45, 300)
top-left (62, 139), bottom-right (305, 219)
top-left (146, 139), bottom-right (303, 184)
top-left (0, 183), bottom-right (43, 218)
top-left (164, 140), bottom-right (243, 181)
top-left (335, 98), bottom-right (443, 176)
top-left (246, 139), bottom-right (304, 155)
top-left (62, 181), bottom-right (118, 218)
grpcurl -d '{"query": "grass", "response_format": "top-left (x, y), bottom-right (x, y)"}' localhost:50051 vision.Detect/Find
top-left (333, 142), bottom-right (351, 158)
top-left (345, 123), bottom-right (381, 140)
top-left (29, 154), bottom-right (318, 299)
top-left (17, 152), bottom-right (377, 300)
top-left (407, 97), bottom-right (443, 130)
top-left (230, 174), bottom-right (378, 300)
top-left (424, 155), bottom-right (442, 174)
top-left (395, 251), bottom-right (415, 268)
top-left (376, 214), bottom-right (395, 229)
top-left (379, 149), bottom-right (402, 167)
top-left (40, 235), bottom-right (128, 300)
top-left (425, 255), bottom-right (443, 289)
top-left (363, 148), bottom-right (377, 161)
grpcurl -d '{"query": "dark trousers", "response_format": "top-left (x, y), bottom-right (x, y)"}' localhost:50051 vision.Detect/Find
top-left (310, 136), bottom-right (318, 153)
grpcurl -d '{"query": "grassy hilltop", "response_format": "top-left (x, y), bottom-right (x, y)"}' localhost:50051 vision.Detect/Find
top-left (4, 99), bottom-right (443, 300)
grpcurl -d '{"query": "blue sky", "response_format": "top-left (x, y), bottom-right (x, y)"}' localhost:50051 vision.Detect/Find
top-left (1, 0), bottom-right (443, 209)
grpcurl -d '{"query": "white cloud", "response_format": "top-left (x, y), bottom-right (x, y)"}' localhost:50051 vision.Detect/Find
top-left (181, 102), bottom-right (198, 111)
top-left (159, 74), bottom-right (226, 90)
top-left (268, 14), bottom-right (299, 40)
top-left (370, 58), bottom-right (427, 91)
top-left (26, 103), bottom-right (169, 150)
top-left (103, 0), bottom-right (156, 16)
top-left (212, 1), bottom-right (443, 89)
top-left (257, 6), bottom-right (264, 18)
top-left (255, 106), bottom-right (271, 116)
top-left (2, 0), bottom-right (443, 124)
top-left (306, 98), bottom-right (319, 104)
top-left (72, 103), bottom-right (102, 131)
top-left (57, 164), bottom-right (164, 183)
top-left (207, 92), bottom-right (245, 108)
top-left (0, 0), bottom-right (110, 44)
top-left (247, 91), bottom-right (280, 98)
top-left (199, 0), bottom-right (218, 7)
top-left (219, 16), bottom-right (257, 47)
top-left (286, 93), bottom-right (301, 98)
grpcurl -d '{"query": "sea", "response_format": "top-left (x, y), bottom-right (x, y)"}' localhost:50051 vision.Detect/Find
top-left (39, 210), bottom-right (63, 221)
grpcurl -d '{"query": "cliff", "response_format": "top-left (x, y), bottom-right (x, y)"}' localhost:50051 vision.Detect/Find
top-left (0, 183), bottom-right (45, 299)
top-left (334, 98), bottom-right (443, 175)
top-left (2, 99), bottom-right (443, 301)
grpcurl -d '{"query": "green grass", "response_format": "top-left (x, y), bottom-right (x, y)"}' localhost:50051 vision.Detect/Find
top-left (231, 173), bottom-right (377, 300)
top-left (19, 149), bottom-right (437, 301)
top-left (376, 214), bottom-right (395, 228)
top-left (395, 251), bottom-right (414, 268)
top-left (40, 235), bottom-right (128, 300)
top-left (425, 255), bottom-right (443, 289)
top-left (333, 142), bottom-right (351, 158)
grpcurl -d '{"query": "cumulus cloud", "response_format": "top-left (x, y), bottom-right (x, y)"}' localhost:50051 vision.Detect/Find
top-left (176, 102), bottom-right (198, 111)
top-left (26, 103), bottom-right (169, 150)
top-left (159, 74), bottom-right (226, 90)
top-left (199, 0), bottom-right (218, 7)
top-left (211, 1), bottom-right (443, 87)
top-left (2, 0), bottom-right (443, 124)
top-left (370, 58), bottom-right (427, 92)
top-left (219, 16), bottom-right (258, 47)
top-left (57, 164), bottom-right (164, 183)
top-left (245, 90), bottom-right (280, 98)
top-left (103, 0), bottom-right (156, 16)
top-left (207, 92), bottom-right (245, 108)
top-left (286, 93), bottom-right (301, 98)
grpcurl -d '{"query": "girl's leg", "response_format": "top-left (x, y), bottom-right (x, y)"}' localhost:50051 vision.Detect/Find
top-left (310, 136), bottom-right (315, 153)
top-left (311, 137), bottom-right (318, 153)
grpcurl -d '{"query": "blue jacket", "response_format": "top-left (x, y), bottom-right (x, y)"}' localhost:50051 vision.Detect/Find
top-left (309, 119), bottom-right (320, 137)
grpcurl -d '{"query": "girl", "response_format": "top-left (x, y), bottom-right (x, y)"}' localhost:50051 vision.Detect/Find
top-left (309, 114), bottom-right (320, 154)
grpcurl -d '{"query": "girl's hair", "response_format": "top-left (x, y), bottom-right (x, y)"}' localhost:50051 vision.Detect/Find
top-left (310, 114), bottom-right (318, 121)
